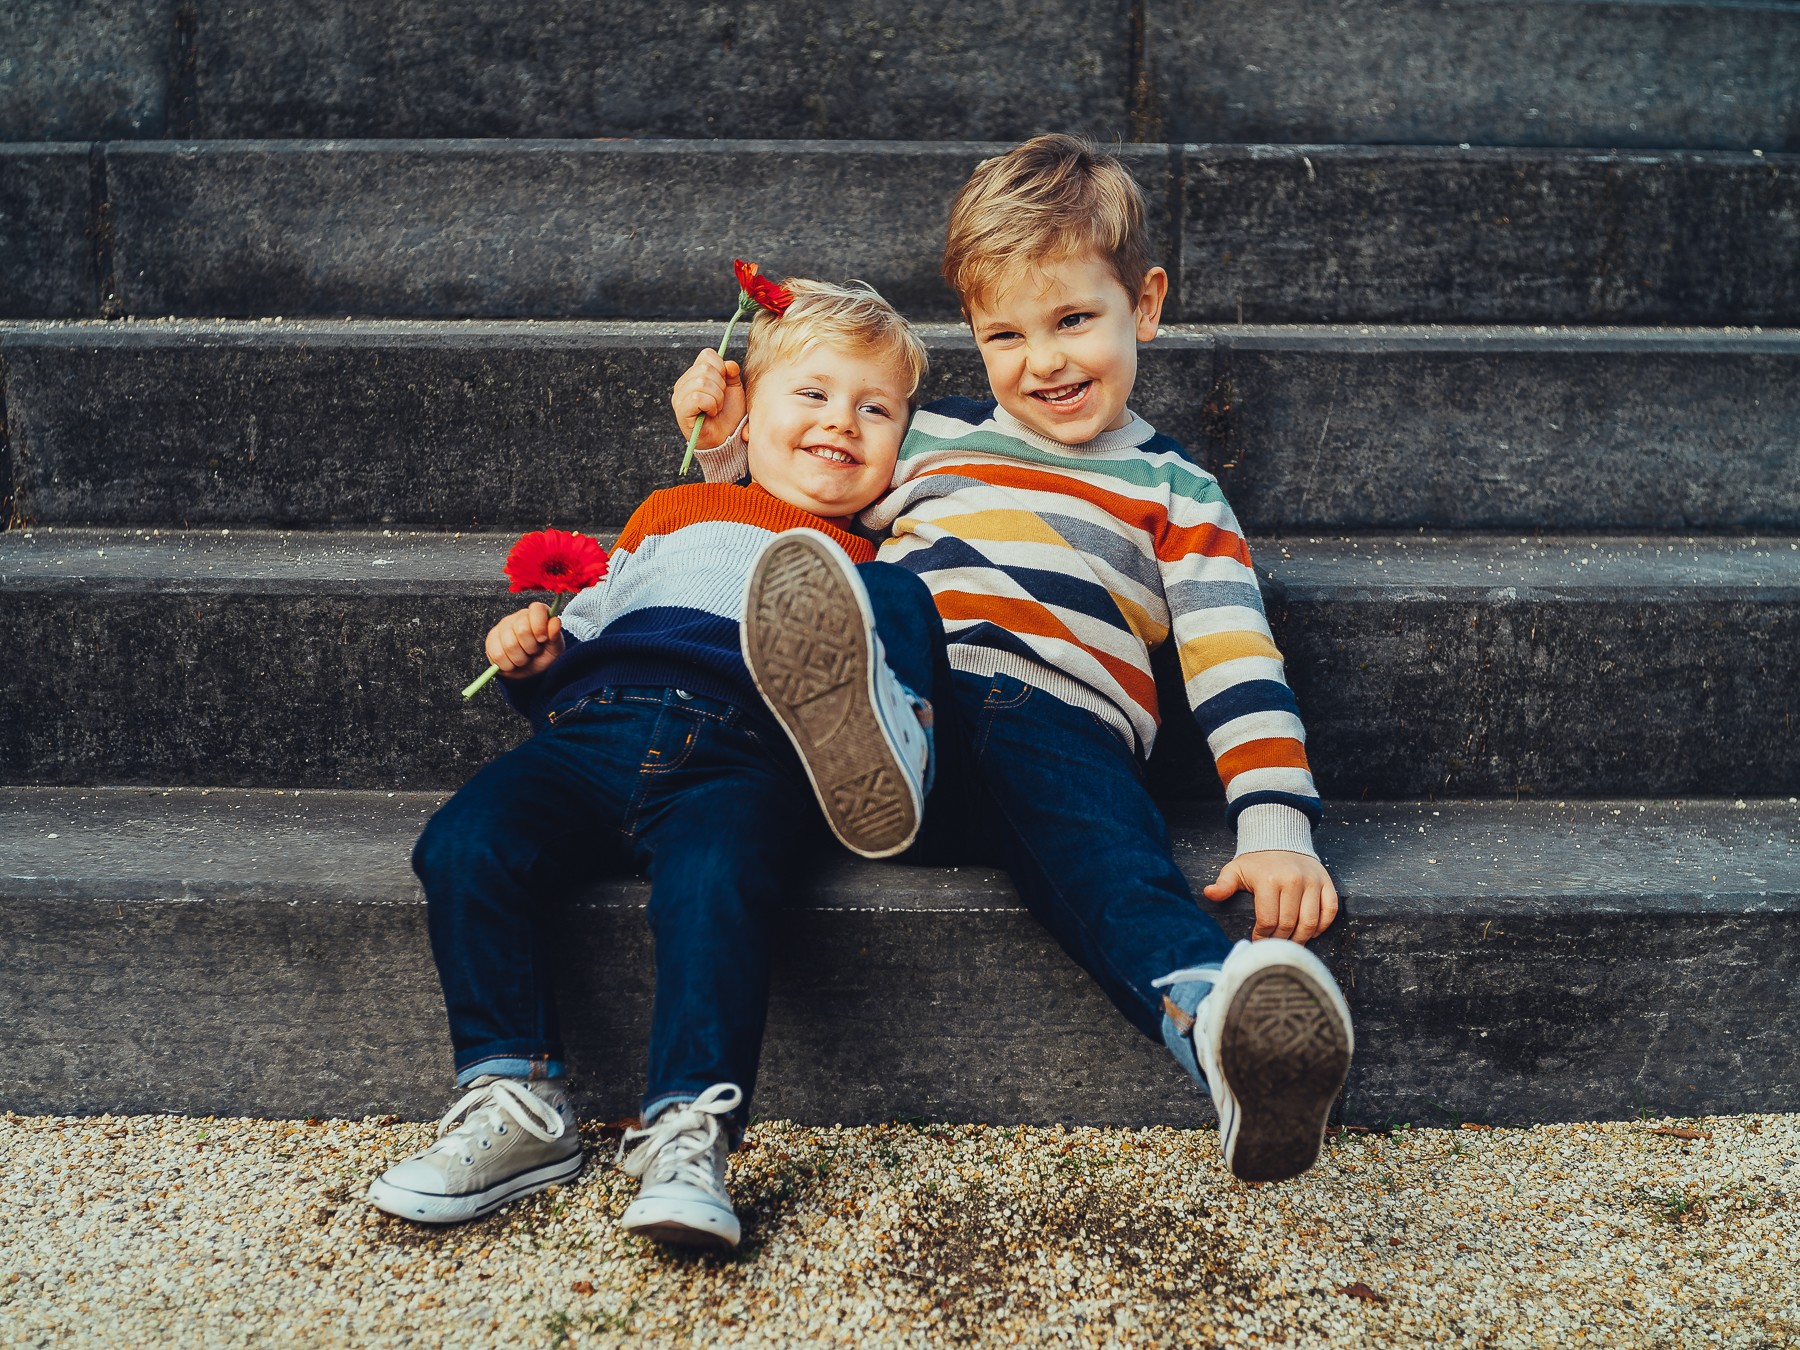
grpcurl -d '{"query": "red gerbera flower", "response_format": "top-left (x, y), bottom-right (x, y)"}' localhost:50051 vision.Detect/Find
top-left (504, 527), bottom-right (609, 594)
top-left (733, 258), bottom-right (794, 316)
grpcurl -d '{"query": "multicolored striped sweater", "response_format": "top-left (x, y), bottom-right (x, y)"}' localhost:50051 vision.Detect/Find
top-left (700, 399), bottom-right (1320, 854)
top-left (498, 482), bottom-right (874, 730)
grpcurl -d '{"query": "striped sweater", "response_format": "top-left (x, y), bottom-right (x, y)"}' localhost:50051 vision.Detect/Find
top-left (699, 399), bottom-right (1320, 850)
top-left (499, 482), bottom-right (874, 729)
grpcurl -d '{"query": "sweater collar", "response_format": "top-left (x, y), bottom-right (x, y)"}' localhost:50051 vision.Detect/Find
top-left (990, 403), bottom-right (1156, 456)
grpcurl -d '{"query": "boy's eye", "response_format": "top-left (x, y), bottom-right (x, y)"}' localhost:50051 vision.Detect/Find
top-left (1058, 312), bottom-right (1092, 329)
top-left (859, 403), bottom-right (892, 418)
top-left (982, 330), bottom-right (1022, 344)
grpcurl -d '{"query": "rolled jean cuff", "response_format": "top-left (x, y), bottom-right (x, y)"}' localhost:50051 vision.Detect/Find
top-left (455, 1054), bottom-right (567, 1087)
top-left (1152, 964), bottom-right (1222, 1088)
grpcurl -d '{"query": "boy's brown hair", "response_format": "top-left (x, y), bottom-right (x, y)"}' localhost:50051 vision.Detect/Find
top-left (741, 277), bottom-right (930, 405)
top-left (941, 134), bottom-right (1154, 313)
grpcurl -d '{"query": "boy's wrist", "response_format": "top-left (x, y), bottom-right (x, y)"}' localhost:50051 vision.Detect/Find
top-left (1233, 803), bottom-right (1318, 859)
top-left (693, 418), bottom-right (750, 483)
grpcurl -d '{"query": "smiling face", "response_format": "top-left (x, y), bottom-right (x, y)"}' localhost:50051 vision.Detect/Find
top-left (967, 252), bottom-right (1168, 446)
top-left (743, 340), bottom-right (912, 519)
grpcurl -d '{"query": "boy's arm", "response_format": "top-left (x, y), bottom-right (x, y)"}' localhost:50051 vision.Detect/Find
top-left (673, 349), bottom-right (751, 483)
top-left (1158, 485), bottom-right (1338, 941)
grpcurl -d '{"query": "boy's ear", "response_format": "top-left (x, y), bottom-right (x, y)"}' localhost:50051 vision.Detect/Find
top-left (1135, 267), bottom-right (1170, 342)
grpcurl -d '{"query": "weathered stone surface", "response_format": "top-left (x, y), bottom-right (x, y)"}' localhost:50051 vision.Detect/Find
top-left (0, 320), bottom-right (1211, 527)
top-left (2, 789), bottom-right (1794, 1123)
top-left (1182, 146), bottom-right (1800, 326)
top-left (104, 142), bottom-right (1174, 321)
top-left (193, 0), bottom-right (1131, 142)
top-left (0, 149), bottom-right (98, 319)
top-left (1145, 0), bottom-right (1800, 152)
top-left (1267, 535), bottom-right (1800, 800)
top-left (2, 529), bottom-right (1795, 797)
top-left (7, 320), bottom-right (1795, 531)
top-left (1201, 327), bottom-right (1800, 532)
top-left (0, 0), bottom-right (172, 140)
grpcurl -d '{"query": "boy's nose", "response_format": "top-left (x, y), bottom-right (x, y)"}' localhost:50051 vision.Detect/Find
top-left (1025, 342), bottom-right (1065, 378)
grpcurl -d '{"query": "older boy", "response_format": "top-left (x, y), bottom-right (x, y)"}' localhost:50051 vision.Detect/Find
top-left (369, 280), bottom-right (932, 1248)
top-left (677, 136), bottom-right (1352, 1183)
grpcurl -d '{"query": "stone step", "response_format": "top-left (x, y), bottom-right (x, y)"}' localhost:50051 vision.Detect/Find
top-left (9, 1), bottom-right (1796, 151)
top-left (2, 787), bottom-right (1793, 1125)
top-left (5, 141), bottom-right (1795, 325)
top-left (2, 528), bottom-right (1795, 799)
top-left (4, 319), bottom-right (1797, 533)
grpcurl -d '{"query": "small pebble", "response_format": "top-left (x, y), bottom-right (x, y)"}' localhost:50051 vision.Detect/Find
top-left (1, 1111), bottom-right (1794, 1346)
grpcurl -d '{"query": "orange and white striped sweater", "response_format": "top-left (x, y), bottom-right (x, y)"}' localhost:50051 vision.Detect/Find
top-left (700, 399), bottom-right (1320, 852)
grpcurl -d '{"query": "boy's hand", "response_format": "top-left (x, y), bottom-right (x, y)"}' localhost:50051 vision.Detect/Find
top-left (485, 602), bottom-right (564, 680)
top-left (1203, 850), bottom-right (1339, 943)
top-left (672, 348), bottom-right (746, 451)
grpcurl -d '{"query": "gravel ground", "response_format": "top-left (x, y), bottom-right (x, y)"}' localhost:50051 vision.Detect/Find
top-left (2, 1110), bottom-right (1795, 1349)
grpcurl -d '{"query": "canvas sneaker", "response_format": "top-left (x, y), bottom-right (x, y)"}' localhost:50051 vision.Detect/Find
top-left (742, 529), bottom-right (932, 858)
top-left (1189, 939), bottom-right (1354, 1183)
top-left (366, 1076), bottom-right (582, 1224)
top-left (618, 1082), bottom-right (744, 1251)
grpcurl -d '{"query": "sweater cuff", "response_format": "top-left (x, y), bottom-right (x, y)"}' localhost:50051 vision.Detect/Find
top-left (693, 419), bottom-right (750, 484)
top-left (1233, 803), bottom-right (1318, 859)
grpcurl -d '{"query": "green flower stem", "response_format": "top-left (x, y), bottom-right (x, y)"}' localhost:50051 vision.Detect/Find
top-left (461, 593), bottom-right (572, 700)
top-left (679, 292), bottom-right (755, 476)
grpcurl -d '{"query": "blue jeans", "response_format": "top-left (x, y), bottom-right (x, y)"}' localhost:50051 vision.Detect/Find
top-left (861, 561), bottom-right (1235, 1043)
top-left (413, 686), bottom-right (826, 1132)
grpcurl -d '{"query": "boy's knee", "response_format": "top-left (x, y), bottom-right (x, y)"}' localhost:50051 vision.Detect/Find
top-left (858, 559), bottom-right (932, 615)
top-left (412, 797), bottom-right (511, 886)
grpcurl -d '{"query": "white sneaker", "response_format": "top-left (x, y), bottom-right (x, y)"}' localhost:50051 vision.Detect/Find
top-left (742, 529), bottom-right (931, 858)
top-left (617, 1083), bottom-right (744, 1251)
top-left (1190, 940), bottom-right (1354, 1183)
top-left (366, 1076), bottom-right (582, 1224)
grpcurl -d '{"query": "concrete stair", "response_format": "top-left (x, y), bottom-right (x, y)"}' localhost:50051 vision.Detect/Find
top-left (5, 787), bottom-right (1795, 1126)
top-left (6, 141), bottom-right (1797, 324)
top-left (3, 320), bottom-right (1797, 531)
top-left (3, 527), bottom-right (1795, 800)
top-left (10, 1), bottom-right (1797, 149)
top-left (2, 2), bottom-right (1797, 1125)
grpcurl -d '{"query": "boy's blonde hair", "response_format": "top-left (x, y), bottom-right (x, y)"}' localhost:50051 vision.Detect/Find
top-left (941, 134), bottom-right (1154, 313)
top-left (741, 277), bottom-right (929, 405)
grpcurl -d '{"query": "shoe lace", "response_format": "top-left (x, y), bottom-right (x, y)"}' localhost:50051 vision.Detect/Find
top-left (429, 1079), bottom-right (566, 1165)
top-left (616, 1083), bottom-right (743, 1187)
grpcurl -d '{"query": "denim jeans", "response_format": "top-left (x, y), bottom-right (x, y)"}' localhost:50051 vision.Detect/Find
top-left (859, 560), bottom-right (1235, 1043)
top-left (412, 686), bottom-right (826, 1131)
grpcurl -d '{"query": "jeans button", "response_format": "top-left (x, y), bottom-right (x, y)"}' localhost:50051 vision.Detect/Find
top-left (675, 689), bottom-right (692, 700)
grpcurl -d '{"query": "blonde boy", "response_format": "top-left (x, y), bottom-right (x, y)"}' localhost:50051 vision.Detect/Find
top-left (679, 137), bottom-right (1353, 1182)
top-left (370, 280), bottom-right (932, 1248)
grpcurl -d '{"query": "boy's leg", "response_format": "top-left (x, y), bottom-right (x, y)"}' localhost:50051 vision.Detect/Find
top-left (371, 701), bottom-right (645, 1223)
top-left (413, 707), bottom-right (638, 1084)
top-left (741, 532), bottom-right (937, 858)
top-left (957, 671), bottom-right (1351, 1182)
top-left (951, 670), bottom-right (1233, 1035)
top-left (614, 694), bottom-right (826, 1250)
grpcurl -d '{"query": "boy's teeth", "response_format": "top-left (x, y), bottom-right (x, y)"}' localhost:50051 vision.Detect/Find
top-left (1037, 382), bottom-right (1088, 404)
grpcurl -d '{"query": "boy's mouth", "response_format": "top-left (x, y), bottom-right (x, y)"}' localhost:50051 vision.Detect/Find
top-left (802, 444), bottom-right (858, 465)
top-left (1030, 380), bottom-right (1093, 408)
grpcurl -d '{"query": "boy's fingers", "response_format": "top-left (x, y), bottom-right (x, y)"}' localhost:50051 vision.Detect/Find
top-left (1251, 897), bottom-right (1277, 939)
top-left (1320, 882), bottom-right (1340, 934)
top-left (723, 359), bottom-right (741, 383)
top-left (528, 602), bottom-right (553, 642)
top-left (1293, 885), bottom-right (1324, 944)
top-left (1202, 863), bottom-right (1243, 901)
top-left (1266, 881), bottom-right (1294, 940)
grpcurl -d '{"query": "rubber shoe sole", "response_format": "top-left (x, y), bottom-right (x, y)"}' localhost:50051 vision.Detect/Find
top-left (743, 532), bottom-right (919, 858)
top-left (366, 1150), bottom-right (583, 1225)
top-left (621, 1195), bottom-right (742, 1251)
top-left (1218, 965), bottom-right (1353, 1183)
